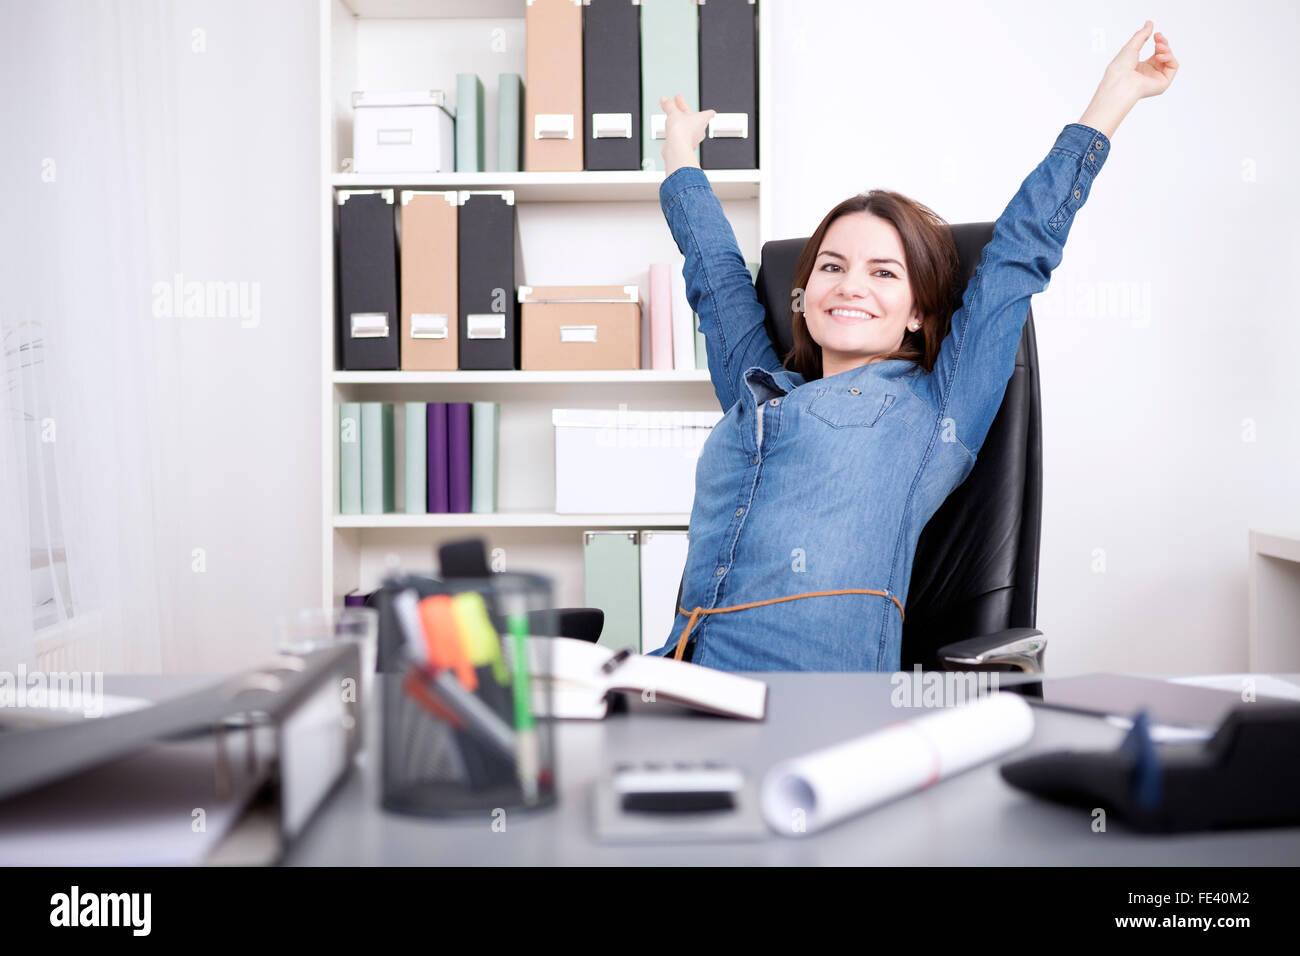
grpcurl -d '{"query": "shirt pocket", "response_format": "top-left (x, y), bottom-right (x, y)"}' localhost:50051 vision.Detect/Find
top-left (807, 385), bottom-right (897, 428)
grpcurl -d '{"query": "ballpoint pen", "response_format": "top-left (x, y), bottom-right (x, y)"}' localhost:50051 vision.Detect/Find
top-left (601, 648), bottom-right (633, 675)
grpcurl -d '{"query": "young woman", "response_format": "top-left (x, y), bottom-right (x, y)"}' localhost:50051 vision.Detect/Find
top-left (643, 21), bottom-right (1179, 672)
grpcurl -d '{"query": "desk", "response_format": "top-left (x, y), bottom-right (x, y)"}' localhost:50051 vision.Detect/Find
top-left (265, 672), bottom-right (1300, 866)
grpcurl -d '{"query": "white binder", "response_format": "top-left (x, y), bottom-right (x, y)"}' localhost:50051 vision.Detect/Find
top-left (638, 530), bottom-right (690, 654)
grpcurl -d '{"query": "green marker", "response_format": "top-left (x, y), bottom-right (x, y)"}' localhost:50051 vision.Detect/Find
top-left (507, 610), bottom-right (539, 803)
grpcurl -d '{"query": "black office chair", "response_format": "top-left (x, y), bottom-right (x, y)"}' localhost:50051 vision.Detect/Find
top-left (438, 222), bottom-right (1048, 674)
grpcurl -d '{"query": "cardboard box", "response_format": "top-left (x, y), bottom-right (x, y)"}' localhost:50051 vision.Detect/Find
top-left (520, 285), bottom-right (640, 370)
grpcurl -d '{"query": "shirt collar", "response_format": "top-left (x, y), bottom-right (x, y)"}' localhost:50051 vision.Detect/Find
top-left (743, 365), bottom-right (804, 404)
top-left (744, 359), bottom-right (917, 401)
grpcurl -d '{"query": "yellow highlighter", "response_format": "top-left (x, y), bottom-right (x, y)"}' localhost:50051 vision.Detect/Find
top-left (449, 592), bottom-right (514, 719)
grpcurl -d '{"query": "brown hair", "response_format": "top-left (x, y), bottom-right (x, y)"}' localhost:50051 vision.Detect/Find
top-left (782, 190), bottom-right (962, 381)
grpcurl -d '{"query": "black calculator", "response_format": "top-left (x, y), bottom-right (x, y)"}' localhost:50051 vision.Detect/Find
top-left (612, 760), bottom-right (744, 812)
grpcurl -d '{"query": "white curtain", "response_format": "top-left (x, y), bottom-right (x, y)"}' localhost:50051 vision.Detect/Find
top-left (1, 0), bottom-right (182, 672)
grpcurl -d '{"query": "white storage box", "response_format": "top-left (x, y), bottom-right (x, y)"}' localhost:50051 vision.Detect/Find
top-left (552, 408), bottom-right (724, 514)
top-left (351, 91), bottom-right (455, 174)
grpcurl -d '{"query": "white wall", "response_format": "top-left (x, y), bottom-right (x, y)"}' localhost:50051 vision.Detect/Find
top-left (769, 0), bottom-right (1300, 674)
top-left (157, 0), bottom-right (322, 671)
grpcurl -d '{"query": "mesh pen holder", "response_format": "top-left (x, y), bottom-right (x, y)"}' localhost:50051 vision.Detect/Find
top-left (379, 571), bottom-right (556, 816)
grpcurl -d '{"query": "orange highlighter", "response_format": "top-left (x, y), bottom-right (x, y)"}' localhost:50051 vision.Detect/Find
top-left (417, 594), bottom-right (478, 691)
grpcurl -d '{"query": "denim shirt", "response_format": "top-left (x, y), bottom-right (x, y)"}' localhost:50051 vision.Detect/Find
top-left (643, 123), bottom-right (1111, 672)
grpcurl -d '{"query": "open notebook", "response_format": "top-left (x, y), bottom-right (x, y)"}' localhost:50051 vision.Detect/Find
top-left (524, 636), bottom-right (767, 720)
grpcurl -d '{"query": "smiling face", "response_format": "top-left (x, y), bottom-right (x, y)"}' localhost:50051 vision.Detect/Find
top-left (802, 211), bottom-right (921, 378)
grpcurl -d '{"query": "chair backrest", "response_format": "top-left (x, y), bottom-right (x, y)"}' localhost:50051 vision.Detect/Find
top-left (753, 225), bottom-right (1042, 668)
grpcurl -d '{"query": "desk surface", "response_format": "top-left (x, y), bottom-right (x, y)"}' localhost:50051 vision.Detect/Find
top-left (251, 671), bottom-right (1300, 866)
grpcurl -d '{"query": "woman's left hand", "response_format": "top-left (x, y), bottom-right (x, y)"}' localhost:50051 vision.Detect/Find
top-left (1079, 20), bottom-right (1179, 137)
top-left (1103, 20), bottom-right (1180, 101)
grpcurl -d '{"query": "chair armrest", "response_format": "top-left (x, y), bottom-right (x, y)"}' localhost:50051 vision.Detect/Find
top-left (937, 628), bottom-right (1046, 674)
top-left (527, 607), bottom-right (604, 643)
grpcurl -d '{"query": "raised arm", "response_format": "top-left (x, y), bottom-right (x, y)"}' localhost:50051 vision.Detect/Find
top-left (658, 94), bottom-right (782, 412)
top-left (927, 21), bottom-right (1179, 456)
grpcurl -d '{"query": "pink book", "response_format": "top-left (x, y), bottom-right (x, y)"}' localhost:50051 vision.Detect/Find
top-left (649, 262), bottom-right (674, 370)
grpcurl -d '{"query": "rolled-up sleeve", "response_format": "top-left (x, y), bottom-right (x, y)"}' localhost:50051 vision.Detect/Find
top-left (660, 166), bottom-right (783, 412)
top-left (930, 123), bottom-right (1112, 457)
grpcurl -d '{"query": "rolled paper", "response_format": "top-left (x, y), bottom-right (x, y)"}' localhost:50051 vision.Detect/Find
top-left (760, 692), bottom-right (1034, 837)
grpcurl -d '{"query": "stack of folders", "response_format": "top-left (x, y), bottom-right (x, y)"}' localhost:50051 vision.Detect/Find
top-left (529, 0), bottom-right (758, 172)
top-left (338, 187), bottom-right (521, 371)
top-left (338, 401), bottom-right (500, 515)
top-left (339, 0), bottom-right (758, 372)
top-left (361, 2), bottom-right (757, 175)
top-left (582, 530), bottom-right (690, 655)
top-left (336, 191), bottom-right (755, 375)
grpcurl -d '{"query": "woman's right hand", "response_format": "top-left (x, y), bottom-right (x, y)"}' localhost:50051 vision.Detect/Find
top-left (660, 93), bottom-right (716, 175)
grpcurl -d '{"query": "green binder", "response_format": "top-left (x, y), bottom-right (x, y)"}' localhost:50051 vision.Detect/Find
top-left (640, 0), bottom-right (699, 172)
top-left (470, 401), bottom-right (498, 513)
top-left (497, 73), bottom-right (522, 173)
top-left (339, 402), bottom-right (362, 515)
top-left (404, 401), bottom-right (426, 514)
top-left (456, 73), bottom-right (485, 172)
top-left (584, 531), bottom-right (642, 653)
top-left (360, 402), bottom-right (394, 515)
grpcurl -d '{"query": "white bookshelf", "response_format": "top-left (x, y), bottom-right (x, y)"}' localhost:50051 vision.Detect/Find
top-left (319, 0), bottom-right (772, 608)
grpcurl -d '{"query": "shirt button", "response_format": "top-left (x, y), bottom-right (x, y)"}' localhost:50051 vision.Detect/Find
top-left (769, 398), bottom-right (780, 406)
top-left (715, 566), bottom-right (726, 576)
top-left (849, 387), bottom-right (860, 395)
top-left (752, 454), bottom-right (759, 465)
top-left (1073, 188), bottom-right (1081, 199)
top-left (1094, 140), bottom-right (1104, 149)
top-left (734, 507), bottom-right (744, 517)
top-left (1087, 151), bottom-right (1094, 161)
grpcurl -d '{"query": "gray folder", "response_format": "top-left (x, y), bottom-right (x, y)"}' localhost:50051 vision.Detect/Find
top-left (699, 0), bottom-right (757, 170)
top-left (583, 0), bottom-right (641, 170)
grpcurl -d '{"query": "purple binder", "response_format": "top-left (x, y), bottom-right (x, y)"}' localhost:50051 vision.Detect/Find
top-left (426, 403), bottom-right (449, 513)
top-left (448, 402), bottom-right (472, 513)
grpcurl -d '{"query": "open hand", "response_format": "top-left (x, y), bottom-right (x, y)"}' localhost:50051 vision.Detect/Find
top-left (659, 93), bottom-right (716, 174)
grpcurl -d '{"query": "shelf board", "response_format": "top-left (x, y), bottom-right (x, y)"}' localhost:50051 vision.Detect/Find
top-left (332, 369), bottom-right (712, 385)
top-left (1251, 530), bottom-right (1300, 563)
top-left (334, 512), bottom-right (690, 528)
top-left (331, 169), bottom-right (760, 202)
